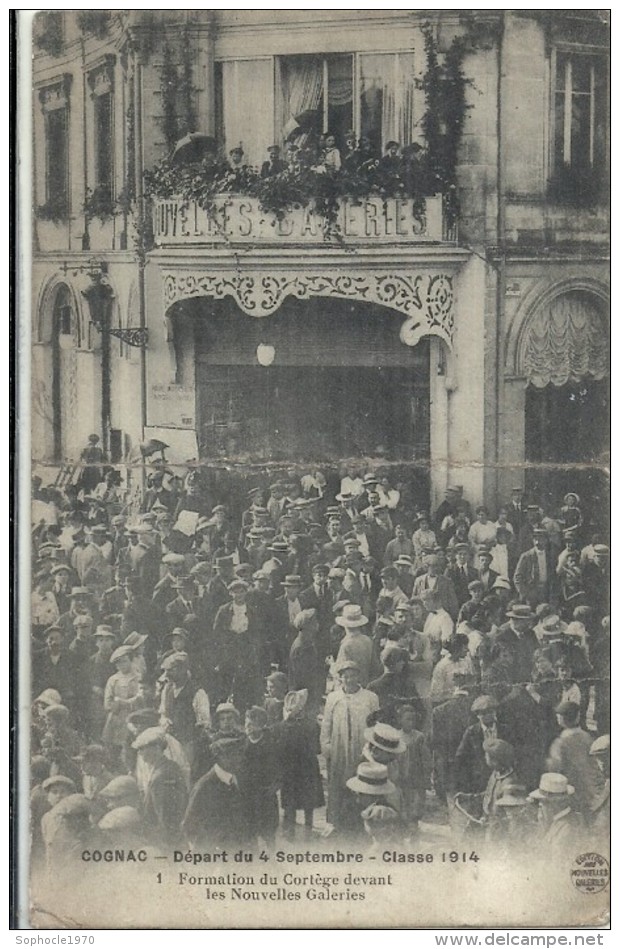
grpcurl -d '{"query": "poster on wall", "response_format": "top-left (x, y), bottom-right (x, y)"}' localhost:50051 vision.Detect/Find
top-left (15, 8), bottom-right (610, 934)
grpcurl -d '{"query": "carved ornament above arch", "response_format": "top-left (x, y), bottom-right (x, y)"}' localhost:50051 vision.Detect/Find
top-left (162, 269), bottom-right (455, 349)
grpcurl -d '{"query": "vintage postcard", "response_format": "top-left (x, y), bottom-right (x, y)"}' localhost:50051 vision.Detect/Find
top-left (19, 8), bottom-right (610, 929)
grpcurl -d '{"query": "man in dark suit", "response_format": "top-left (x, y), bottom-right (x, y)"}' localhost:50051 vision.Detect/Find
top-left (454, 695), bottom-right (510, 794)
top-left (445, 543), bottom-right (477, 606)
top-left (493, 603), bottom-right (539, 685)
top-left (412, 555), bottom-right (459, 621)
top-left (431, 671), bottom-right (477, 801)
top-left (133, 727), bottom-right (188, 847)
top-left (182, 737), bottom-right (247, 848)
top-left (261, 145), bottom-right (287, 178)
top-left (212, 580), bottom-right (264, 711)
top-left (165, 576), bottom-right (199, 630)
top-left (514, 528), bottom-right (557, 608)
top-left (582, 544), bottom-right (610, 618)
top-left (433, 487), bottom-right (459, 535)
top-left (298, 563), bottom-right (333, 660)
top-left (504, 486), bottom-right (526, 535)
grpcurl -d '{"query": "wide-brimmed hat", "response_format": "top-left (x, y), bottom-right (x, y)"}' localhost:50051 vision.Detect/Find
top-left (162, 552), bottom-right (186, 566)
top-left (540, 614), bottom-right (564, 636)
top-left (34, 688), bottom-right (62, 707)
top-left (346, 762), bottom-right (396, 796)
top-left (282, 574), bottom-right (302, 587)
top-left (50, 563), bottom-right (71, 575)
top-left (110, 645), bottom-right (134, 664)
top-left (528, 772), bottom-right (574, 800)
top-left (227, 578), bottom-right (249, 593)
top-left (563, 493), bottom-right (580, 505)
top-left (471, 695), bottom-right (498, 714)
top-left (335, 492), bottom-right (354, 502)
top-left (132, 726), bottom-right (167, 751)
top-left (283, 689), bottom-right (308, 719)
top-left (124, 631), bottom-right (147, 649)
top-left (215, 702), bottom-right (239, 718)
top-left (99, 805), bottom-right (142, 832)
top-left (394, 555), bottom-right (414, 568)
top-left (267, 541), bottom-right (290, 554)
top-left (589, 734), bottom-right (610, 756)
top-left (161, 651), bottom-right (189, 670)
top-left (336, 659), bottom-right (360, 674)
top-left (94, 625), bottom-right (116, 639)
top-left (336, 604), bottom-right (369, 628)
top-left (70, 586), bottom-right (90, 597)
top-left (364, 723), bottom-right (406, 755)
top-left (42, 775), bottom-right (76, 793)
top-left (505, 604), bottom-right (535, 620)
top-left (99, 775), bottom-right (140, 800)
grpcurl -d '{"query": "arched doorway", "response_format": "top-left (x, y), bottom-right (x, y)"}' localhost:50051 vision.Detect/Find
top-left (50, 284), bottom-right (80, 461)
top-left (522, 290), bottom-right (609, 522)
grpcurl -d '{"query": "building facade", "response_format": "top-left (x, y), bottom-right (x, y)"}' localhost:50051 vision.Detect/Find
top-left (31, 10), bottom-right (610, 513)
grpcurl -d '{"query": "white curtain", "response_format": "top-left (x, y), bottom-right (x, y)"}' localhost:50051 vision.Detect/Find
top-left (221, 59), bottom-right (274, 170)
top-left (360, 53), bottom-right (416, 151)
top-left (524, 292), bottom-right (609, 388)
top-left (278, 55), bottom-right (323, 144)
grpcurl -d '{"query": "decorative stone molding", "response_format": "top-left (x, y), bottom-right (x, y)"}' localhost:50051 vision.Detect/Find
top-left (38, 74), bottom-right (72, 112)
top-left (162, 269), bottom-right (455, 347)
top-left (87, 55), bottom-right (116, 96)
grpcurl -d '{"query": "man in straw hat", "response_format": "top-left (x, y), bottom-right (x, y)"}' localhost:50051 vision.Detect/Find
top-left (334, 604), bottom-right (372, 686)
top-left (527, 773), bottom-right (583, 857)
top-left (320, 660), bottom-right (379, 830)
top-left (345, 761), bottom-right (399, 840)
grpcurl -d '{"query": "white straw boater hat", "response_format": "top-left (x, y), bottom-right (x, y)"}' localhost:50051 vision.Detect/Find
top-left (346, 762), bottom-right (396, 796)
top-left (528, 772), bottom-right (575, 801)
top-left (336, 604), bottom-right (369, 628)
top-left (364, 723), bottom-right (406, 755)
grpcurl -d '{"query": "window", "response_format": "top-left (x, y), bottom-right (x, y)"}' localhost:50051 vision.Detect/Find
top-left (94, 92), bottom-right (113, 198)
top-left (46, 107), bottom-right (69, 208)
top-left (214, 50), bottom-right (419, 168)
top-left (277, 54), bottom-right (353, 150)
top-left (87, 57), bottom-right (116, 201)
top-left (551, 50), bottom-right (608, 204)
top-left (38, 77), bottom-right (71, 215)
top-left (359, 52), bottom-right (416, 154)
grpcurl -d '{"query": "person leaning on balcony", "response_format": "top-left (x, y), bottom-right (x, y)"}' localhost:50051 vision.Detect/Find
top-left (379, 141), bottom-right (402, 174)
top-left (228, 146), bottom-right (246, 170)
top-left (261, 145), bottom-right (287, 178)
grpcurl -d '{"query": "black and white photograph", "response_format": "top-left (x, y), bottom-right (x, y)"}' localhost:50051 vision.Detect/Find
top-left (18, 7), bottom-right (610, 929)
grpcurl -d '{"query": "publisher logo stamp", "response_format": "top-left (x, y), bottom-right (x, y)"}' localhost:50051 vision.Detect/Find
top-left (570, 853), bottom-right (610, 894)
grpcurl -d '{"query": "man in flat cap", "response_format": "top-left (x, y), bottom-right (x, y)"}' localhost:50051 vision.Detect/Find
top-left (454, 695), bottom-right (511, 795)
top-left (152, 552), bottom-right (187, 611)
top-left (159, 651), bottom-right (211, 767)
top-left (182, 737), bottom-right (247, 848)
top-left (133, 727), bottom-right (188, 847)
top-left (547, 700), bottom-right (604, 820)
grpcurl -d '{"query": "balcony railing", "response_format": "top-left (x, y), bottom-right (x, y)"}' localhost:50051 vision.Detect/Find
top-left (152, 194), bottom-right (456, 247)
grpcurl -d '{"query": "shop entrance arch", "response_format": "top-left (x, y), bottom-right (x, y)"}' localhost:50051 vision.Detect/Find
top-left (168, 294), bottom-right (433, 500)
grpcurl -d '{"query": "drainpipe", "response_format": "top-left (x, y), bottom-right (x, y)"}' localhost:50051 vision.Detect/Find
top-left (494, 12), bottom-right (507, 505)
top-left (134, 49), bottom-right (147, 446)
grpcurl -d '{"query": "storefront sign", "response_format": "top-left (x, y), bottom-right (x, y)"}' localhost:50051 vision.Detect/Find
top-left (150, 383), bottom-right (195, 428)
top-left (153, 195), bottom-right (444, 245)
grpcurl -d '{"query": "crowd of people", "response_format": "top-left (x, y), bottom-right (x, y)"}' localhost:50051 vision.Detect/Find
top-left (30, 448), bottom-right (610, 875)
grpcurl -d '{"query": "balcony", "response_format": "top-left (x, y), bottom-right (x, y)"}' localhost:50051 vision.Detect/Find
top-left (152, 194), bottom-right (456, 248)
